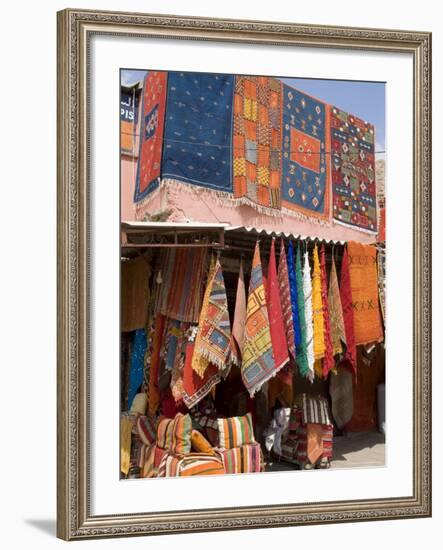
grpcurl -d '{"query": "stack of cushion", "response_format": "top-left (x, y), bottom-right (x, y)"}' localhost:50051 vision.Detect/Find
top-left (125, 412), bottom-right (264, 478)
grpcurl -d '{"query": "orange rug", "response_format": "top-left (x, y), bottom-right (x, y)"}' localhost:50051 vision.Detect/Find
top-left (347, 241), bottom-right (384, 346)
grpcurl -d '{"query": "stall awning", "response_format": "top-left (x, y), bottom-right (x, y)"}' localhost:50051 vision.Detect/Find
top-left (122, 221), bottom-right (346, 243)
top-left (225, 225), bottom-right (346, 245)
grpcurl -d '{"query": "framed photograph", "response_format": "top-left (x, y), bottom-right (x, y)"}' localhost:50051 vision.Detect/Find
top-left (57, 8), bottom-right (431, 540)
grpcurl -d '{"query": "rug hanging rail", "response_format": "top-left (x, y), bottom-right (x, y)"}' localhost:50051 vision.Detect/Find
top-left (121, 225), bottom-right (225, 249)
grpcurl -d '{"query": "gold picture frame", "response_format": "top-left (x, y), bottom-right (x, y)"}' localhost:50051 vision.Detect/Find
top-left (57, 8), bottom-right (431, 540)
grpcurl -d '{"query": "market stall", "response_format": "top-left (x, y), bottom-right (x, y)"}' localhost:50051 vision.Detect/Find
top-left (120, 223), bottom-right (385, 478)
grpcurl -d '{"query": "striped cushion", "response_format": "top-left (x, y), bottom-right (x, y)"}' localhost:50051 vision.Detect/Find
top-left (140, 444), bottom-right (157, 478)
top-left (136, 415), bottom-right (157, 445)
top-left (158, 453), bottom-right (225, 477)
top-left (178, 454), bottom-right (225, 477)
top-left (217, 413), bottom-right (255, 449)
top-left (219, 442), bottom-right (263, 474)
top-left (154, 446), bottom-right (167, 471)
top-left (156, 413), bottom-right (192, 455)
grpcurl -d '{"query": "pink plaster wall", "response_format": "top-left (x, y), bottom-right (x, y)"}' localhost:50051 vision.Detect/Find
top-left (128, 181), bottom-right (377, 243)
top-left (121, 157), bottom-right (137, 222)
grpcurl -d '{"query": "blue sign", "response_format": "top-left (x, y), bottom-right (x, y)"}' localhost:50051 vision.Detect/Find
top-left (120, 90), bottom-right (138, 123)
